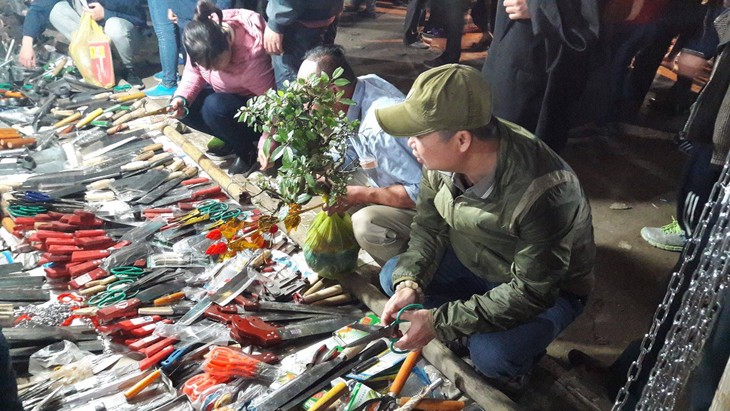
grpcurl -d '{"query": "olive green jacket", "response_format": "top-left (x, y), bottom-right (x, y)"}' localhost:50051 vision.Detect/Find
top-left (392, 120), bottom-right (595, 341)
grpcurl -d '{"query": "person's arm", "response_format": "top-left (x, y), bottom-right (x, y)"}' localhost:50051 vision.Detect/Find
top-left (20, 0), bottom-right (60, 68)
top-left (21, 0), bottom-right (58, 41)
top-left (380, 170), bottom-right (450, 325)
top-left (264, 0), bottom-right (303, 54)
top-left (391, 170), bottom-right (450, 289)
top-left (265, 0), bottom-right (302, 33)
top-left (175, 58), bottom-right (207, 104)
top-left (430, 185), bottom-right (590, 341)
top-left (347, 185), bottom-right (415, 209)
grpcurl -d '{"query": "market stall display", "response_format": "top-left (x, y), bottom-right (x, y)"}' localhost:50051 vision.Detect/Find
top-left (0, 49), bottom-right (465, 411)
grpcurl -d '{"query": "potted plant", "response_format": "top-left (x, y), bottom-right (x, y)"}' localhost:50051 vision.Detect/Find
top-left (237, 69), bottom-right (361, 279)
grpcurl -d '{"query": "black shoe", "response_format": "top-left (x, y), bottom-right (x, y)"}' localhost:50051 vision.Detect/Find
top-left (228, 156), bottom-right (260, 177)
top-left (206, 145), bottom-right (235, 159)
top-left (123, 69), bottom-right (144, 89)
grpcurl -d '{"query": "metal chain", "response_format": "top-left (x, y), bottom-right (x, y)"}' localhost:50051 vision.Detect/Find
top-left (612, 152), bottom-right (730, 411)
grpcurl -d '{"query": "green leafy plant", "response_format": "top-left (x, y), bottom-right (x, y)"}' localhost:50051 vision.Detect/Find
top-left (237, 68), bottom-right (359, 207)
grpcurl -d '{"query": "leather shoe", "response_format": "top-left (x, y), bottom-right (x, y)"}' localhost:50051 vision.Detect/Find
top-left (228, 156), bottom-right (260, 177)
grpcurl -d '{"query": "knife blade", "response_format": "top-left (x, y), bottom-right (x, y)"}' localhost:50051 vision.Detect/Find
top-left (230, 316), bottom-right (354, 347)
top-left (178, 253), bottom-right (258, 326)
top-left (236, 295), bottom-right (361, 317)
top-left (149, 185), bottom-right (222, 208)
top-left (252, 340), bottom-right (388, 411)
top-left (133, 167), bottom-right (200, 205)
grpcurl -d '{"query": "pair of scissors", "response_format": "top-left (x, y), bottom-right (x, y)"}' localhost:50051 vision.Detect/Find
top-left (87, 266), bottom-right (146, 307)
top-left (87, 279), bottom-right (137, 307)
top-left (110, 266), bottom-right (145, 280)
top-left (8, 203), bottom-right (46, 217)
top-left (344, 303), bottom-right (425, 353)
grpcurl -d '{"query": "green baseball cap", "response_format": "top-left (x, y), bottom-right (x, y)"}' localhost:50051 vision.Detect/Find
top-left (375, 64), bottom-right (492, 137)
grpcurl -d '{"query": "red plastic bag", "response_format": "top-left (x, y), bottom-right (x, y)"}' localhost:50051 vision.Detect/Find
top-left (68, 13), bottom-right (115, 88)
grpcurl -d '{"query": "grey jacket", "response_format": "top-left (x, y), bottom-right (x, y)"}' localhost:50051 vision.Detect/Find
top-left (266, 0), bottom-right (343, 33)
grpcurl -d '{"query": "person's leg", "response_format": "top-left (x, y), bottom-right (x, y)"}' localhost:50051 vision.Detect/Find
top-left (379, 247), bottom-right (583, 380)
top-left (48, 1), bottom-right (82, 42)
top-left (403, 0), bottom-right (427, 44)
top-left (429, 0), bottom-right (465, 64)
top-left (103, 17), bottom-right (143, 86)
top-left (181, 88), bottom-right (217, 135)
top-left (199, 92), bottom-right (260, 173)
top-left (677, 143), bottom-right (721, 235)
top-left (351, 205), bottom-right (416, 266)
top-left (148, 0), bottom-right (179, 89)
top-left (468, 294), bottom-right (584, 379)
top-left (380, 247), bottom-right (496, 303)
top-left (273, 25), bottom-right (327, 89)
top-left (103, 18), bottom-right (138, 70)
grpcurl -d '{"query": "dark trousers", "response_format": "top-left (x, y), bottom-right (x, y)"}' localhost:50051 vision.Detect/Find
top-left (271, 23), bottom-right (333, 89)
top-left (380, 248), bottom-right (584, 379)
top-left (0, 330), bottom-right (23, 411)
top-left (403, 0), bottom-right (427, 44)
top-left (431, 0), bottom-right (466, 63)
top-left (677, 143), bottom-right (722, 234)
top-left (182, 89), bottom-right (258, 158)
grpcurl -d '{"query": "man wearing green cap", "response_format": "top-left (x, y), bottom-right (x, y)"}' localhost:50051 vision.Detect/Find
top-left (375, 64), bottom-right (595, 389)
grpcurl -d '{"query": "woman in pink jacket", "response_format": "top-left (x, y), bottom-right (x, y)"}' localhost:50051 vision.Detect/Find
top-left (168, 0), bottom-right (275, 175)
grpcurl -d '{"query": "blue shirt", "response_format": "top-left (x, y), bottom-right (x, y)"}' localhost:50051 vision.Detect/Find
top-left (345, 75), bottom-right (423, 203)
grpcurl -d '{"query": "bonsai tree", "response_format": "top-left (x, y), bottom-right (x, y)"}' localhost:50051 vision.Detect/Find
top-left (237, 68), bottom-right (359, 210)
top-left (238, 69), bottom-right (362, 278)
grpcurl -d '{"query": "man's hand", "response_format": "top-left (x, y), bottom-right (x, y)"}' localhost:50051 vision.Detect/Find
top-left (264, 26), bottom-right (284, 55)
top-left (167, 97), bottom-right (187, 118)
top-left (381, 287), bottom-right (419, 325)
top-left (323, 186), bottom-right (367, 216)
top-left (393, 309), bottom-right (436, 351)
top-left (504, 0), bottom-right (531, 20)
top-left (19, 37), bottom-right (36, 68)
top-left (86, 2), bottom-right (105, 21)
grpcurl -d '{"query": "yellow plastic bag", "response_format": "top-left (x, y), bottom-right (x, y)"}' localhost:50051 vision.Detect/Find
top-left (303, 211), bottom-right (360, 279)
top-left (68, 13), bottom-right (115, 88)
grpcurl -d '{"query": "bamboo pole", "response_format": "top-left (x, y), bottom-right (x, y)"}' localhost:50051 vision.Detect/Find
top-left (161, 125), bottom-right (252, 204)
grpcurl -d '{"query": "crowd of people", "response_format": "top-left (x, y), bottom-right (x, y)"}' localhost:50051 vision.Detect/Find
top-left (10, 0), bottom-right (730, 407)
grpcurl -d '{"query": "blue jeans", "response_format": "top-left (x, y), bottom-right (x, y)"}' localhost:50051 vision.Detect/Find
top-left (148, 0), bottom-right (178, 88)
top-left (271, 24), bottom-right (332, 89)
top-left (182, 88), bottom-right (258, 157)
top-left (380, 248), bottom-right (585, 379)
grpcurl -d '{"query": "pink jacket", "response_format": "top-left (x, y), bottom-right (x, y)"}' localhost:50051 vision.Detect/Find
top-left (176, 9), bottom-right (275, 103)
